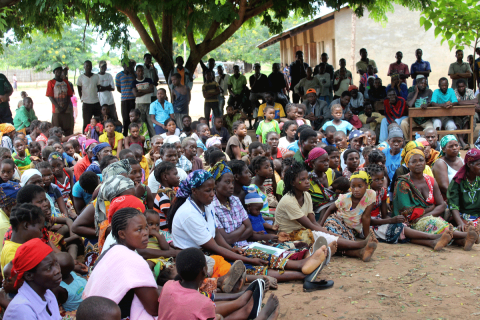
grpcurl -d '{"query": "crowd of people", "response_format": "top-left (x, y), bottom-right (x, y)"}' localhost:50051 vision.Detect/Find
top-left (0, 46), bottom-right (478, 319)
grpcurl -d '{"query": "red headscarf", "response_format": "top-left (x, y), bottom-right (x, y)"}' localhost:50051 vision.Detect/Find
top-left (305, 147), bottom-right (327, 168)
top-left (11, 238), bottom-right (53, 289)
top-left (453, 148), bottom-right (480, 184)
top-left (108, 195), bottom-right (146, 223)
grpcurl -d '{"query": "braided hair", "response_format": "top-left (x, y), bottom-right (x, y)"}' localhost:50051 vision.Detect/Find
top-left (111, 207), bottom-right (144, 242)
top-left (10, 203), bottom-right (44, 231)
top-left (283, 160), bottom-right (307, 196)
top-left (364, 163), bottom-right (384, 179)
top-left (368, 149), bottom-right (386, 164)
top-left (228, 160), bottom-right (247, 175)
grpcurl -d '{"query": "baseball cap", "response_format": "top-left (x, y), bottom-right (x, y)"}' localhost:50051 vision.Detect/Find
top-left (51, 62), bottom-right (63, 72)
top-left (348, 85), bottom-right (358, 91)
top-left (99, 60), bottom-right (107, 68)
top-left (306, 88), bottom-right (317, 95)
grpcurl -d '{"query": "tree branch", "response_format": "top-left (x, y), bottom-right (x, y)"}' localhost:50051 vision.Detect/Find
top-left (162, 12), bottom-right (173, 58)
top-left (205, 21), bottom-right (220, 41)
top-left (145, 11), bottom-right (161, 48)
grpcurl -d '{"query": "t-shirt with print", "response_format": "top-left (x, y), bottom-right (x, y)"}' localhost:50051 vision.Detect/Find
top-left (97, 73), bottom-right (115, 105)
top-left (256, 120), bottom-right (280, 143)
top-left (131, 78), bottom-right (153, 104)
top-left (77, 74), bottom-right (100, 104)
top-left (257, 103), bottom-right (285, 120)
top-left (406, 89), bottom-right (433, 125)
top-left (322, 120), bottom-right (353, 135)
top-left (275, 192), bottom-right (313, 234)
top-left (46, 79), bottom-right (74, 113)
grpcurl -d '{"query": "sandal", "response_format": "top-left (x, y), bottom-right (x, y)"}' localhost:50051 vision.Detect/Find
top-left (221, 260), bottom-right (246, 293)
top-left (303, 279), bottom-right (334, 292)
top-left (247, 279), bottom-right (265, 319)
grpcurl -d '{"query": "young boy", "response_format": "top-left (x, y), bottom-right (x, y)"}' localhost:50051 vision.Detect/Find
top-left (63, 141), bottom-right (82, 162)
top-left (202, 72), bottom-right (220, 127)
top-left (129, 108), bottom-right (150, 149)
top-left (322, 104), bottom-right (353, 135)
top-left (245, 192), bottom-right (278, 235)
top-left (223, 105), bottom-right (245, 135)
top-left (256, 105), bottom-right (280, 143)
top-left (242, 141), bottom-right (265, 165)
top-left (322, 126), bottom-right (336, 147)
top-left (54, 252), bottom-right (87, 312)
top-left (150, 88), bottom-right (174, 135)
top-left (84, 116), bottom-right (103, 141)
top-left (12, 138), bottom-right (31, 175)
top-left (210, 117), bottom-right (230, 150)
top-left (0, 159), bottom-right (16, 183)
top-left (333, 131), bottom-right (348, 153)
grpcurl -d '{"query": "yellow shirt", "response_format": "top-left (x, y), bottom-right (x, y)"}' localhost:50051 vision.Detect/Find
top-left (99, 131), bottom-right (125, 156)
top-left (1, 241), bottom-right (21, 276)
top-left (140, 155), bottom-right (150, 184)
top-left (257, 103), bottom-right (286, 120)
top-left (0, 209), bottom-right (10, 252)
top-left (275, 192), bottom-right (313, 234)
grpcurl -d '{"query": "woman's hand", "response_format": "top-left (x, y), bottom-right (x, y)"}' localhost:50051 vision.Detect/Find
top-left (231, 247), bottom-right (245, 255)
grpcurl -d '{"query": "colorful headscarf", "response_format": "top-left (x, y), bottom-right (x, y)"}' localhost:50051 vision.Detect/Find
top-left (206, 136), bottom-right (222, 148)
top-left (348, 130), bottom-right (364, 141)
top-left (245, 192), bottom-right (263, 204)
top-left (19, 169), bottom-right (42, 187)
top-left (108, 195), bottom-right (146, 223)
top-left (0, 181), bottom-right (21, 208)
top-left (439, 135), bottom-right (458, 157)
top-left (11, 238), bottom-right (53, 289)
top-left (176, 170), bottom-right (213, 198)
top-left (400, 141), bottom-right (423, 164)
top-left (416, 137), bottom-right (429, 147)
top-left (208, 160), bottom-right (232, 181)
top-left (404, 149), bottom-right (425, 166)
top-left (350, 170), bottom-right (371, 187)
top-left (47, 152), bottom-right (64, 163)
top-left (453, 148), bottom-right (480, 184)
top-left (0, 124), bottom-right (15, 139)
top-left (82, 139), bottom-right (97, 155)
top-left (305, 147), bottom-right (327, 168)
top-left (91, 142), bottom-right (110, 160)
top-left (102, 159), bottom-right (131, 180)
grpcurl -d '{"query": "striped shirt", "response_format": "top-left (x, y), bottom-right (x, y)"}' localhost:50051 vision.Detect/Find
top-left (115, 71), bottom-right (135, 101)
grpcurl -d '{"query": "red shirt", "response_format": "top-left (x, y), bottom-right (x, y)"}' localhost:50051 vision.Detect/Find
top-left (384, 97), bottom-right (407, 124)
top-left (46, 79), bottom-right (74, 113)
top-left (74, 156), bottom-right (91, 181)
top-left (387, 63), bottom-right (410, 83)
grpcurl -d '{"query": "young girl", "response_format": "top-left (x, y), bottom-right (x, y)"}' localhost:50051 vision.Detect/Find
top-left (124, 122), bottom-right (146, 152)
top-left (84, 116), bottom-right (103, 141)
top-left (63, 141), bottom-right (82, 162)
top-left (246, 156), bottom-right (275, 220)
top-left (160, 118), bottom-right (180, 139)
top-left (153, 161), bottom-right (180, 227)
top-left (52, 142), bottom-right (76, 168)
top-left (12, 138), bottom-right (31, 175)
top-left (129, 108), bottom-right (150, 148)
top-left (99, 119), bottom-right (124, 156)
top-left (48, 152), bottom-right (74, 207)
top-left (225, 120), bottom-right (250, 160)
top-left (266, 131), bottom-right (281, 160)
top-left (342, 149), bottom-right (360, 179)
top-left (278, 120), bottom-right (297, 151)
top-left (36, 161), bottom-right (70, 219)
top-left (127, 158), bottom-right (154, 209)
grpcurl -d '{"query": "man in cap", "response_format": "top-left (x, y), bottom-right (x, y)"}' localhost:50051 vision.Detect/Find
top-left (302, 88), bottom-right (330, 129)
top-left (46, 62), bottom-right (74, 135)
top-left (97, 60), bottom-right (119, 122)
top-left (347, 85), bottom-right (364, 115)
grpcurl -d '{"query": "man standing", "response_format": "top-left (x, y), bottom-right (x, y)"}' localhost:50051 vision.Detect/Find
top-left (268, 63), bottom-right (288, 106)
top-left (168, 56), bottom-right (193, 91)
top-left (115, 59), bottom-right (136, 136)
top-left (467, 55), bottom-right (475, 90)
top-left (0, 73), bottom-right (13, 124)
top-left (289, 51), bottom-right (309, 103)
top-left (400, 75), bottom-right (434, 139)
top-left (46, 62), bottom-right (74, 135)
top-left (171, 73), bottom-right (191, 129)
top-left (143, 53), bottom-right (159, 103)
top-left (333, 58), bottom-right (353, 79)
top-left (294, 67), bottom-right (321, 101)
top-left (97, 60), bottom-right (119, 121)
top-left (410, 48), bottom-right (431, 86)
top-left (249, 63), bottom-right (268, 112)
top-left (215, 65), bottom-right (230, 114)
top-left (448, 49), bottom-right (472, 90)
top-left (203, 71), bottom-right (220, 127)
top-left (302, 89), bottom-right (330, 130)
top-left (316, 53), bottom-right (334, 101)
top-left (200, 58), bottom-right (216, 83)
top-left (356, 48), bottom-right (378, 75)
top-left (227, 65), bottom-right (247, 108)
top-left (387, 51), bottom-right (410, 84)
top-left (131, 65), bottom-right (154, 137)
top-left (77, 60), bottom-right (101, 132)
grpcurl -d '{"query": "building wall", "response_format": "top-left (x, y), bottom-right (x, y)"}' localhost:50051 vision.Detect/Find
top-left (335, 5), bottom-right (455, 86)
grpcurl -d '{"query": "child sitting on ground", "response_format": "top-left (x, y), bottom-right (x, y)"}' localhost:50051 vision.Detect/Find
top-left (223, 105), bottom-right (245, 135)
top-left (53, 252), bottom-right (87, 312)
top-left (196, 123), bottom-right (211, 156)
top-left (324, 146), bottom-right (342, 176)
top-left (242, 141), bottom-right (265, 165)
top-left (129, 108), bottom-right (150, 149)
top-left (129, 144), bottom-right (150, 183)
top-left (84, 116), bottom-right (103, 141)
top-left (144, 209), bottom-right (179, 269)
top-left (296, 104), bottom-right (311, 126)
top-left (342, 149), bottom-right (361, 179)
top-left (256, 105), bottom-right (280, 144)
top-left (124, 122), bottom-right (146, 152)
top-left (322, 104), bottom-right (353, 135)
top-left (12, 137), bottom-right (31, 174)
top-left (63, 141), bottom-right (82, 162)
top-left (101, 104), bottom-right (122, 132)
top-left (52, 141), bottom-right (76, 167)
top-left (76, 296), bottom-right (121, 320)
top-left (127, 158), bottom-right (153, 208)
top-left (245, 192), bottom-right (279, 241)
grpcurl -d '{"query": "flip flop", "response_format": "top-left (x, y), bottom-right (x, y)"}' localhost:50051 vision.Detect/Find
top-left (309, 236), bottom-right (328, 257)
top-left (304, 237), bottom-right (328, 283)
top-left (303, 279), bottom-right (334, 292)
top-left (221, 260), bottom-right (246, 293)
top-left (247, 279), bottom-right (265, 319)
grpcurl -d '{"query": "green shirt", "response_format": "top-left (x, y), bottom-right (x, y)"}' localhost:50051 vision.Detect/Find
top-left (256, 120), bottom-right (280, 143)
top-left (13, 105), bottom-right (38, 130)
top-left (447, 176), bottom-right (480, 218)
top-left (293, 149), bottom-right (306, 167)
top-left (448, 61), bottom-right (473, 89)
top-left (228, 74), bottom-right (247, 95)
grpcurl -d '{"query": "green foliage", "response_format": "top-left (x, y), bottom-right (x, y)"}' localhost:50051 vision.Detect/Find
top-left (420, 0), bottom-right (480, 51)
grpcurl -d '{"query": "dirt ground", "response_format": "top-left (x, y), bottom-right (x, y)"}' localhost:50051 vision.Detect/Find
top-left (273, 242), bottom-right (480, 319)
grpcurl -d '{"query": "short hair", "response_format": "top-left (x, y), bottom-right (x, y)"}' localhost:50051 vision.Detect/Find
top-left (118, 148), bottom-right (134, 159)
top-left (76, 296), bottom-right (120, 320)
top-left (455, 49), bottom-right (463, 55)
top-left (362, 145), bottom-right (375, 158)
top-left (30, 120), bottom-right (40, 132)
top-left (299, 129), bottom-right (317, 143)
top-left (232, 120), bottom-right (244, 132)
top-left (171, 73), bottom-right (181, 80)
top-left (28, 141), bottom-right (41, 151)
top-left (47, 136), bottom-right (61, 144)
top-left (295, 50), bottom-right (303, 57)
top-left (103, 119), bottom-right (115, 127)
top-left (150, 135), bottom-right (163, 144)
top-left (457, 79), bottom-right (467, 86)
top-left (160, 143), bottom-right (177, 156)
top-left (130, 109), bottom-right (141, 117)
top-left (1, 158), bottom-right (15, 168)
top-left (228, 159), bottom-right (248, 175)
top-left (129, 122), bottom-right (140, 130)
top-left (266, 131), bottom-right (279, 140)
top-left (154, 161), bottom-right (176, 182)
top-left (143, 53), bottom-right (152, 59)
top-left (111, 207), bottom-right (143, 241)
top-left (359, 48), bottom-right (367, 53)
top-left (181, 137), bottom-right (196, 148)
top-left (13, 137), bottom-right (25, 145)
top-left (438, 77), bottom-right (448, 85)
top-left (36, 161), bottom-right (52, 172)
top-left (10, 203), bottom-right (44, 231)
top-left (79, 171), bottom-right (100, 194)
top-left (196, 123), bottom-right (209, 133)
top-left (176, 247), bottom-right (206, 281)
top-left (324, 145), bottom-right (339, 155)
top-left (263, 105), bottom-right (275, 113)
top-left (341, 91), bottom-right (351, 98)
top-left (41, 146), bottom-right (54, 161)
top-left (158, 88), bottom-right (167, 94)
top-left (0, 148), bottom-right (10, 158)
top-left (296, 104), bottom-right (306, 114)
top-left (209, 150), bottom-right (225, 166)
top-left (343, 148), bottom-right (360, 161)
top-left (182, 115), bottom-right (191, 122)
top-left (331, 176), bottom-right (350, 192)
top-left (135, 64), bottom-right (144, 71)
top-left (191, 121), bottom-right (199, 131)
top-left (282, 120), bottom-right (297, 134)
top-left (252, 156), bottom-right (269, 173)
top-left (334, 131), bottom-right (346, 138)
top-left (368, 149), bottom-right (386, 163)
top-left (324, 126), bottom-right (336, 134)
top-left (248, 141), bottom-right (264, 154)
top-left (386, 88), bottom-right (396, 95)
top-left (16, 184), bottom-right (45, 205)
top-left (127, 158), bottom-right (140, 166)
top-left (295, 124), bottom-right (311, 140)
top-left (99, 155), bottom-right (118, 171)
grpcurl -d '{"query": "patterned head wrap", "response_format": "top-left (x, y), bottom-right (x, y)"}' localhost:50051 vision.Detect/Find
top-left (350, 170), bottom-right (371, 187)
top-left (20, 169), bottom-right (42, 187)
top-left (94, 175), bottom-right (135, 232)
top-left (82, 139), bottom-right (97, 155)
top-left (245, 192), bottom-right (263, 204)
top-left (305, 147), bottom-right (327, 168)
top-left (91, 143), bottom-right (110, 160)
top-left (400, 141), bottom-right (423, 164)
top-left (439, 135), bottom-right (459, 157)
top-left (0, 181), bottom-right (21, 208)
top-left (453, 148), bottom-right (480, 184)
top-left (416, 137), bottom-right (429, 147)
top-left (208, 160), bottom-right (232, 181)
top-left (102, 159), bottom-right (132, 180)
top-left (11, 238), bottom-right (52, 289)
top-left (348, 130), bottom-right (364, 141)
top-left (206, 136), bottom-right (222, 148)
top-left (0, 123), bottom-right (15, 140)
top-left (48, 152), bottom-right (64, 163)
top-left (404, 149), bottom-right (425, 167)
top-left (176, 170), bottom-right (213, 198)
top-left (108, 195), bottom-right (146, 223)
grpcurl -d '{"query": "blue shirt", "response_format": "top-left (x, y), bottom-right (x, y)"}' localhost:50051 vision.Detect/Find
top-left (410, 60), bottom-right (431, 85)
top-left (322, 120), bottom-right (353, 135)
top-left (382, 147), bottom-right (403, 184)
top-left (287, 141), bottom-right (300, 153)
top-left (115, 71), bottom-right (135, 101)
top-left (59, 272), bottom-right (87, 311)
top-left (431, 88), bottom-right (458, 104)
top-left (72, 174), bottom-right (102, 204)
top-left (149, 100), bottom-right (174, 127)
top-left (321, 137), bottom-right (336, 147)
top-left (249, 214), bottom-right (266, 232)
top-left (196, 139), bottom-right (207, 151)
top-left (385, 83), bottom-right (409, 100)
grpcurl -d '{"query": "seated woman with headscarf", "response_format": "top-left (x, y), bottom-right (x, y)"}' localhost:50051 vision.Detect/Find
top-left (84, 143), bottom-right (113, 175)
top-left (432, 135), bottom-right (464, 199)
top-left (447, 148), bottom-right (480, 232)
top-left (0, 123), bottom-right (15, 152)
top-left (393, 149), bottom-right (478, 250)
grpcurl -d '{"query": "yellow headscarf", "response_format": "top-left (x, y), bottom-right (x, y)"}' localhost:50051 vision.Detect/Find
top-left (0, 123), bottom-right (15, 140)
top-left (400, 141), bottom-right (423, 164)
top-left (350, 170), bottom-right (371, 187)
top-left (404, 149), bottom-right (425, 166)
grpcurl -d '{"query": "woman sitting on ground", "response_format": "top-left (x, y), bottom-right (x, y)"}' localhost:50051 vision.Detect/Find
top-left (432, 135), bottom-right (464, 199)
top-left (84, 143), bottom-right (113, 175)
top-left (392, 149), bottom-right (478, 250)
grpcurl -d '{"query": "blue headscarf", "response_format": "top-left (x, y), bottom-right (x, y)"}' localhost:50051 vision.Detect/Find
top-left (0, 181), bottom-right (21, 208)
top-left (176, 170), bottom-right (213, 198)
top-left (91, 143), bottom-right (110, 160)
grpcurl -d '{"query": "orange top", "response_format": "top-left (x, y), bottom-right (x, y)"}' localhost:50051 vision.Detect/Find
top-left (177, 68), bottom-right (185, 85)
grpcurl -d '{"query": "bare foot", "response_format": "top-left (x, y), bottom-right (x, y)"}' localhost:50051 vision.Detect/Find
top-left (434, 227), bottom-right (453, 251)
top-left (329, 241), bottom-right (338, 256)
top-left (360, 229), bottom-right (378, 262)
top-left (301, 245), bottom-right (327, 274)
top-left (267, 302), bottom-right (280, 320)
top-left (464, 225), bottom-right (478, 251)
top-left (262, 275), bottom-right (278, 290)
top-left (256, 294), bottom-right (280, 320)
top-left (474, 223), bottom-right (480, 244)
